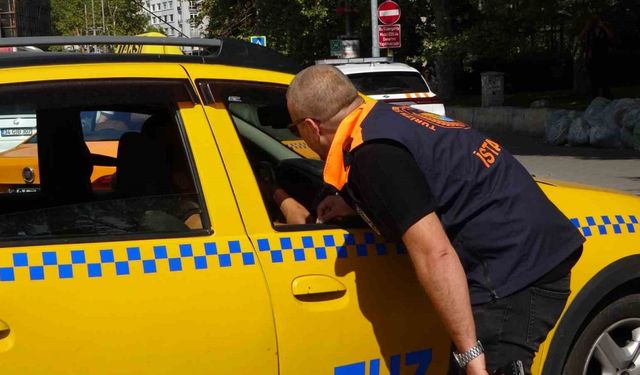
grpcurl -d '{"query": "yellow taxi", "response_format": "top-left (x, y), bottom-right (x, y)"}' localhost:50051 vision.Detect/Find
top-left (0, 36), bottom-right (637, 375)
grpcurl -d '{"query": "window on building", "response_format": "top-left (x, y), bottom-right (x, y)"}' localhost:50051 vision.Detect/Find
top-left (170, 14), bottom-right (174, 22)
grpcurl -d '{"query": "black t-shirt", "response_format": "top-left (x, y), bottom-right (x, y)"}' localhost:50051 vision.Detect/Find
top-left (348, 140), bottom-right (435, 241)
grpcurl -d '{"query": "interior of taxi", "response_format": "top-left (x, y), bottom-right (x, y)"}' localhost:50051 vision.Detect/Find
top-left (213, 80), bottom-right (365, 229)
top-left (0, 79), bottom-right (206, 241)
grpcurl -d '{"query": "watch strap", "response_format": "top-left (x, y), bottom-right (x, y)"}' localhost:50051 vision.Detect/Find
top-left (453, 340), bottom-right (484, 368)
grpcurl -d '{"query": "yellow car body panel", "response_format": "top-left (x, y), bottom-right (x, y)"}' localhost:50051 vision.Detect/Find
top-left (0, 62), bottom-right (188, 85)
top-left (531, 180), bottom-right (640, 373)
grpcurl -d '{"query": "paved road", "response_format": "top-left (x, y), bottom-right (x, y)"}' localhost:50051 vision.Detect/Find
top-left (487, 132), bottom-right (640, 196)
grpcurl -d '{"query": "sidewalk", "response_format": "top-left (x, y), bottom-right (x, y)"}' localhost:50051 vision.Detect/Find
top-left (486, 131), bottom-right (640, 196)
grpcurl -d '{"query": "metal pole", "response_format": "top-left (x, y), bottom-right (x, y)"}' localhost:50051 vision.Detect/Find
top-left (91, 0), bottom-right (96, 35)
top-left (84, 4), bottom-right (89, 36)
top-left (101, 0), bottom-right (106, 35)
top-left (371, 0), bottom-right (379, 57)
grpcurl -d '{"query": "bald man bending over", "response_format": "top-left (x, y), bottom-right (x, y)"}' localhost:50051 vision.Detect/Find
top-left (285, 65), bottom-right (584, 374)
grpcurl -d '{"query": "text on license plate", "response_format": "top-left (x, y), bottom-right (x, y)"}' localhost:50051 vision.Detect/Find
top-left (1, 128), bottom-right (34, 137)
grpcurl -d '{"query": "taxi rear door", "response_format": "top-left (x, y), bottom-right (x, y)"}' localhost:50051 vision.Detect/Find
top-left (0, 64), bottom-right (277, 374)
top-left (188, 65), bottom-right (450, 375)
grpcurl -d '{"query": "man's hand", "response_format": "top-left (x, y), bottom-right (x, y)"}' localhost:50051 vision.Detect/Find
top-left (316, 194), bottom-right (355, 223)
top-left (466, 354), bottom-right (489, 375)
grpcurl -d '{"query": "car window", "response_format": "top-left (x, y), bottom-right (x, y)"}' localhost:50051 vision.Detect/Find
top-left (203, 80), bottom-right (332, 227)
top-left (202, 80), bottom-right (365, 230)
top-left (81, 110), bottom-right (150, 141)
top-left (348, 71), bottom-right (431, 95)
top-left (0, 79), bottom-right (208, 243)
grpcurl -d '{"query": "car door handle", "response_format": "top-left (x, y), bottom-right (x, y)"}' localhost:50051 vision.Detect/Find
top-left (291, 275), bottom-right (346, 298)
top-left (0, 320), bottom-right (10, 340)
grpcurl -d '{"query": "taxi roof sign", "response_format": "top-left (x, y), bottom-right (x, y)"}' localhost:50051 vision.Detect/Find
top-left (114, 32), bottom-right (183, 55)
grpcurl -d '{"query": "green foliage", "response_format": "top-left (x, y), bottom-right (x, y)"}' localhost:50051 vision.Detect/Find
top-left (201, 0), bottom-right (432, 64)
top-left (51, 0), bottom-right (149, 36)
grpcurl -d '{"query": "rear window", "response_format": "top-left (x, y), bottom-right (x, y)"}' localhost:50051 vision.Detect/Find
top-left (348, 71), bottom-right (430, 95)
top-left (0, 79), bottom-right (209, 244)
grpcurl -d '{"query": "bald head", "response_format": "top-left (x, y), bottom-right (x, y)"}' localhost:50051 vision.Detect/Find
top-left (287, 65), bottom-right (358, 128)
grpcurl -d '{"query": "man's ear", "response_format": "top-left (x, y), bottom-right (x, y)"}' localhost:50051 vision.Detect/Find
top-left (307, 118), bottom-right (322, 137)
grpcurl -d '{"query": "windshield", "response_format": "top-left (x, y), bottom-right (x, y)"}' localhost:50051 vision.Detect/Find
top-left (348, 71), bottom-right (430, 95)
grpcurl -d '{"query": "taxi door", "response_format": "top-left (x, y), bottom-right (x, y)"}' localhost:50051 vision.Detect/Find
top-left (0, 68), bottom-right (277, 374)
top-left (189, 66), bottom-right (450, 375)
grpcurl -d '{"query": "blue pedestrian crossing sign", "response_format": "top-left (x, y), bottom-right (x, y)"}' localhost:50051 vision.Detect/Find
top-left (250, 36), bottom-right (267, 47)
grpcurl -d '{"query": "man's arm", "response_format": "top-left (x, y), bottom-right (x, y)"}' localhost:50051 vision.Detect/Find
top-left (403, 213), bottom-right (487, 374)
top-left (347, 141), bottom-right (488, 374)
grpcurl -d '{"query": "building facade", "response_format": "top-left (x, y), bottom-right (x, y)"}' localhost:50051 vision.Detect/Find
top-left (144, 0), bottom-right (207, 38)
top-left (0, 0), bottom-right (51, 37)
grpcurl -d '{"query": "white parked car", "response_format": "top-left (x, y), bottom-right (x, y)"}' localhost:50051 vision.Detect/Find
top-left (317, 57), bottom-right (445, 116)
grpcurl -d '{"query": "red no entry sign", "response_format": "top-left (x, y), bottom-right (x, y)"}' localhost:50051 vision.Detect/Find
top-left (378, 0), bottom-right (401, 25)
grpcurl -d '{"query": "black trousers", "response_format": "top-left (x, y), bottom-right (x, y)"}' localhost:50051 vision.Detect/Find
top-left (448, 273), bottom-right (571, 374)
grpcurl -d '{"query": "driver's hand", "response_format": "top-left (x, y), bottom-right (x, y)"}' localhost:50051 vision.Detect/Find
top-left (273, 188), bottom-right (312, 225)
top-left (316, 194), bottom-right (355, 223)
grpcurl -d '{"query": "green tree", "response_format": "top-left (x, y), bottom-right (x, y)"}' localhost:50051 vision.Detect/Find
top-left (201, 0), bottom-right (432, 65)
top-left (52, 0), bottom-right (149, 36)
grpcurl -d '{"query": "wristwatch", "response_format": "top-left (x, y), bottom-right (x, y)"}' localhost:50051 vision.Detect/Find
top-left (453, 340), bottom-right (484, 368)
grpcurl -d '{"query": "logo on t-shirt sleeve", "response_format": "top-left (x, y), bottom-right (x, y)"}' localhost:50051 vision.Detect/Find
top-left (473, 138), bottom-right (502, 168)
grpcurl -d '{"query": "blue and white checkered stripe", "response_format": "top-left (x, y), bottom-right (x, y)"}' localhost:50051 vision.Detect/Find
top-left (0, 232), bottom-right (401, 282)
top-left (571, 214), bottom-right (638, 237)
top-left (256, 232), bottom-right (405, 264)
top-left (0, 240), bottom-right (255, 282)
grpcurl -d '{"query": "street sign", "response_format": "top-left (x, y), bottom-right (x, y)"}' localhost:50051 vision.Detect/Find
top-left (378, 24), bottom-right (401, 48)
top-left (330, 39), bottom-right (342, 57)
top-left (377, 0), bottom-right (401, 25)
top-left (250, 36), bottom-right (267, 47)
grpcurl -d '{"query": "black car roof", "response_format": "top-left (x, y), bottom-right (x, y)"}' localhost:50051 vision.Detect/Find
top-left (0, 36), bottom-right (301, 74)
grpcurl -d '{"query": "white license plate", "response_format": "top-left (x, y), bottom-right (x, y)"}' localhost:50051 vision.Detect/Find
top-left (1, 128), bottom-right (33, 137)
top-left (8, 186), bottom-right (39, 194)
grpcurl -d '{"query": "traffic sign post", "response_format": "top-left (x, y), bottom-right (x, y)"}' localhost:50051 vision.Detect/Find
top-left (378, 24), bottom-right (401, 49)
top-left (250, 36), bottom-right (267, 47)
top-left (330, 39), bottom-right (342, 57)
top-left (377, 0), bottom-right (401, 25)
